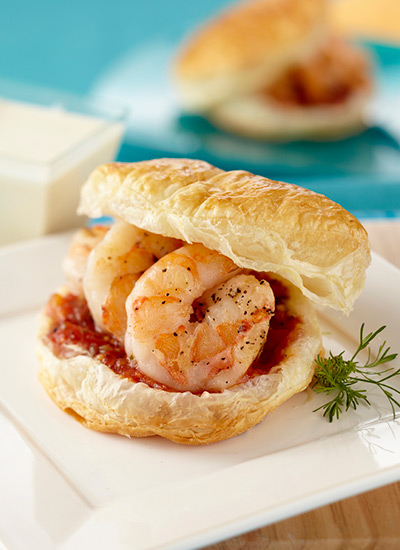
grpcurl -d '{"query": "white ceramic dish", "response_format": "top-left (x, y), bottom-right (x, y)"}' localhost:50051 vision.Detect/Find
top-left (0, 80), bottom-right (125, 246)
top-left (1, 233), bottom-right (400, 550)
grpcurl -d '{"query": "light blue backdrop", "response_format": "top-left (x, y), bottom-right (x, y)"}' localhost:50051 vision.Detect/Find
top-left (2, 0), bottom-right (400, 216)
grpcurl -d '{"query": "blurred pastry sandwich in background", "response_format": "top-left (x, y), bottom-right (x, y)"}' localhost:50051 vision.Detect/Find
top-left (174, 0), bottom-right (373, 140)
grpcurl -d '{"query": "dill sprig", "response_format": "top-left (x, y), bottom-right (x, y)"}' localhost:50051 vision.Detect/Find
top-left (313, 324), bottom-right (399, 422)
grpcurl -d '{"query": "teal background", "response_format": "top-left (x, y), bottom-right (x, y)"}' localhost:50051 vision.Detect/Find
top-left (1, 0), bottom-right (400, 217)
top-left (0, 1), bottom-right (232, 93)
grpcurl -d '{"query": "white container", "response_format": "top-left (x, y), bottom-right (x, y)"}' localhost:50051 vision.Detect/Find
top-left (0, 81), bottom-right (125, 245)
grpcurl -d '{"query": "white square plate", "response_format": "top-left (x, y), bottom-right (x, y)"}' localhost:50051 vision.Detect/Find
top-left (1, 233), bottom-right (400, 550)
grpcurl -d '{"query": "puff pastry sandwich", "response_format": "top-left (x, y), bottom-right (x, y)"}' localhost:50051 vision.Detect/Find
top-left (174, 0), bottom-right (372, 140)
top-left (37, 159), bottom-right (371, 445)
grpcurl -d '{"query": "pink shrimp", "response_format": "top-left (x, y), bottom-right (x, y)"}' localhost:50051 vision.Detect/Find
top-left (125, 243), bottom-right (275, 392)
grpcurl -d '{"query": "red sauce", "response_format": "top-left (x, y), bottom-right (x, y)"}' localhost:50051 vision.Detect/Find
top-left (43, 277), bottom-right (300, 392)
top-left (242, 276), bottom-right (299, 381)
top-left (44, 293), bottom-right (170, 390)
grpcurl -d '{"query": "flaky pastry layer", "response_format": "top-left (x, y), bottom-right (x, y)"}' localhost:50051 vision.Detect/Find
top-left (78, 159), bottom-right (370, 314)
top-left (37, 279), bottom-right (321, 445)
top-left (208, 88), bottom-right (370, 140)
top-left (175, 0), bottom-right (326, 109)
top-left (174, 0), bottom-right (373, 140)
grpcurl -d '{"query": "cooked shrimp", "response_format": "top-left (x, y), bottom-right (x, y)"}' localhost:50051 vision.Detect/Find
top-left (83, 220), bottom-right (181, 340)
top-left (125, 243), bottom-right (275, 392)
top-left (265, 37), bottom-right (370, 107)
top-left (63, 225), bottom-right (109, 295)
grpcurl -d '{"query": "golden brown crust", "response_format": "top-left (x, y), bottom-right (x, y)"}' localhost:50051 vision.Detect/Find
top-left (37, 280), bottom-right (322, 445)
top-left (176, 0), bottom-right (326, 80)
top-left (78, 159), bottom-right (370, 314)
top-left (173, 0), bottom-right (373, 139)
top-left (38, 158), bottom-right (369, 444)
top-left (174, 0), bottom-right (327, 110)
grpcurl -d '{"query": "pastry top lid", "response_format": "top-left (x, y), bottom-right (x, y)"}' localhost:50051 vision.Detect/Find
top-left (174, 0), bottom-right (327, 108)
top-left (176, 0), bottom-right (325, 78)
top-left (78, 158), bottom-right (370, 313)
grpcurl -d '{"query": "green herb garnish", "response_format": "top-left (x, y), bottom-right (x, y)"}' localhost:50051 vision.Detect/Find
top-left (313, 324), bottom-right (399, 422)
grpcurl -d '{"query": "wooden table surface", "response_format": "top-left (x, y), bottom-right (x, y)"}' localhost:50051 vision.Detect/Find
top-left (203, 222), bottom-right (400, 549)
